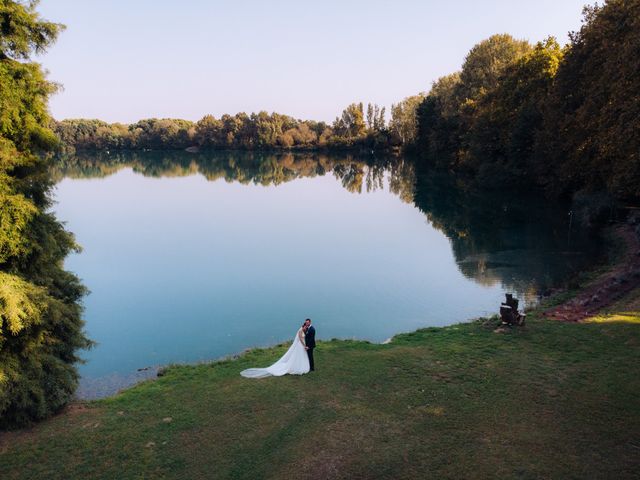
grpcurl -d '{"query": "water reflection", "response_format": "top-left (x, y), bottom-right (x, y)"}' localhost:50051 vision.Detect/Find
top-left (411, 168), bottom-right (600, 298)
top-left (53, 150), bottom-right (414, 200)
top-left (54, 150), bottom-right (598, 302)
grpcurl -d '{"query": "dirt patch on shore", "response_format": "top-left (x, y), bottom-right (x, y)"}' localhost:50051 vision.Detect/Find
top-left (544, 223), bottom-right (640, 322)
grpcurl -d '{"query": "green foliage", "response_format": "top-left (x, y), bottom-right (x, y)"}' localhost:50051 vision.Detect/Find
top-left (365, 102), bottom-right (386, 133)
top-left (0, 58), bottom-right (59, 153)
top-left (54, 104), bottom-right (392, 153)
top-left (468, 37), bottom-right (564, 184)
top-left (458, 33), bottom-right (531, 102)
top-left (0, 0), bottom-right (64, 60)
top-left (332, 102), bottom-right (367, 138)
top-left (0, 272), bottom-right (43, 337)
top-left (416, 72), bottom-right (461, 166)
top-left (537, 0), bottom-right (640, 200)
top-left (0, 0), bottom-right (90, 428)
top-left (390, 94), bottom-right (424, 147)
top-left (415, 3), bottom-right (640, 202)
top-left (417, 34), bottom-right (532, 170)
top-left (0, 139), bottom-right (38, 262)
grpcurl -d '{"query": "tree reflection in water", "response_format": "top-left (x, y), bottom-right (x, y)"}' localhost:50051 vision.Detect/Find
top-left (53, 150), bottom-right (600, 301)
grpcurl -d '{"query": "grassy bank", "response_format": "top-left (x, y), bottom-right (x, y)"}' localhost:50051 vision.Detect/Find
top-left (1, 306), bottom-right (639, 479)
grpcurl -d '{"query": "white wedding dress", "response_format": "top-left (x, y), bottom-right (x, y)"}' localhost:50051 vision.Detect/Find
top-left (241, 327), bottom-right (310, 378)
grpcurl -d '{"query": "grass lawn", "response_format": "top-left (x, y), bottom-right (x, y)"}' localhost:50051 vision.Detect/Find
top-left (1, 308), bottom-right (639, 479)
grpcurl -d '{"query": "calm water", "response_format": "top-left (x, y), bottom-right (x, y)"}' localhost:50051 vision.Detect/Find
top-left (51, 151), bottom-right (600, 398)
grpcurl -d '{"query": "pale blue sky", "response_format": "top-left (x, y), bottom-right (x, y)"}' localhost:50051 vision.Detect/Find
top-left (38, 0), bottom-right (589, 123)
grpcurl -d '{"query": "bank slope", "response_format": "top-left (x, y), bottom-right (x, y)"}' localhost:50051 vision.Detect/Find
top-left (1, 312), bottom-right (639, 479)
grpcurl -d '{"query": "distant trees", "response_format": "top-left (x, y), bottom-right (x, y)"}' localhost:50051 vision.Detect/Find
top-left (328, 102), bottom-right (390, 150)
top-left (415, 1), bottom-right (640, 201)
top-left (389, 94), bottom-right (424, 147)
top-left (332, 103), bottom-right (365, 138)
top-left (0, 0), bottom-right (91, 427)
top-left (50, 2), bottom-right (640, 203)
top-left (366, 103), bottom-right (386, 133)
top-left (131, 118), bottom-right (196, 150)
top-left (53, 103), bottom-right (394, 153)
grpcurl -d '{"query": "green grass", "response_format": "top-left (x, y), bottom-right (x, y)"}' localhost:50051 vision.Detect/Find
top-left (1, 311), bottom-right (639, 479)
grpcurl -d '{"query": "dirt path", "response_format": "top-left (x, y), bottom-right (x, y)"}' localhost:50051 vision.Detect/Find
top-left (544, 223), bottom-right (640, 322)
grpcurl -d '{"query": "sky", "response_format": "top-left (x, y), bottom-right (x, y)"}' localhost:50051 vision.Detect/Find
top-left (38, 0), bottom-right (590, 124)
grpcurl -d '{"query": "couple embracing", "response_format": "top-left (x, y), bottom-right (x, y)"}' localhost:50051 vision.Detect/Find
top-left (241, 318), bottom-right (315, 378)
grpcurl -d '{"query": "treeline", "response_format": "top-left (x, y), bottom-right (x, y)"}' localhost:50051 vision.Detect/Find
top-left (414, 0), bottom-right (639, 201)
top-left (53, 101), bottom-right (421, 153)
top-left (0, 2), bottom-right (91, 427)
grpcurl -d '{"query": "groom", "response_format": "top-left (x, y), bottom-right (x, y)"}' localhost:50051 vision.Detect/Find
top-left (304, 318), bottom-right (316, 371)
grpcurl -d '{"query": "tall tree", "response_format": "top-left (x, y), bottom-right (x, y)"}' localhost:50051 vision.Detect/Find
top-left (366, 103), bottom-right (374, 131)
top-left (458, 33), bottom-right (531, 103)
top-left (416, 72), bottom-right (462, 166)
top-left (537, 0), bottom-right (640, 199)
top-left (333, 103), bottom-right (366, 138)
top-left (390, 94), bottom-right (424, 146)
top-left (0, 0), bottom-right (91, 427)
top-left (417, 34), bottom-right (531, 169)
top-left (467, 37), bottom-right (564, 183)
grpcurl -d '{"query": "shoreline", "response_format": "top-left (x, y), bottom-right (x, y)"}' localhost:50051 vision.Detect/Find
top-left (75, 222), bottom-right (640, 401)
top-left (2, 298), bottom-right (638, 478)
top-left (543, 222), bottom-right (640, 321)
top-left (1, 224), bottom-right (638, 477)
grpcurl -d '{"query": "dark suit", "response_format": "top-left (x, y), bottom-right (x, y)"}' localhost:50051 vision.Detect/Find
top-left (305, 325), bottom-right (316, 371)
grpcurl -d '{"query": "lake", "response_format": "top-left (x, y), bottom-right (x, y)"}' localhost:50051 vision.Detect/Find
top-left (51, 151), bottom-right (600, 398)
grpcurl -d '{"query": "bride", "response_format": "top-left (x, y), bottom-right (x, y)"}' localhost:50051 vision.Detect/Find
top-left (241, 323), bottom-right (310, 378)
